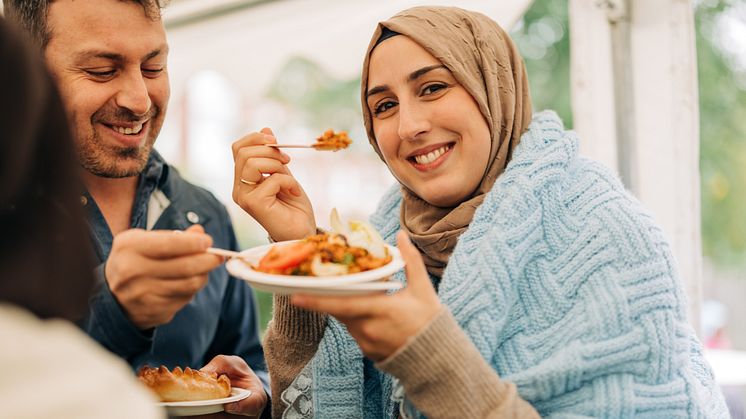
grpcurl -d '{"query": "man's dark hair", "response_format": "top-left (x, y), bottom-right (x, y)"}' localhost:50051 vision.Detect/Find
top-left (2, 0), bottom-right (168, 48)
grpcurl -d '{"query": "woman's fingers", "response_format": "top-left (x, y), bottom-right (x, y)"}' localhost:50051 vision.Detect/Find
top-left (291, 293), bottom-right (388, 319)
top-left (396, 231), bottom-right (433, 294)
top-left (234, 145), bottom-right (289, 176)
top-left (253, 173), bottom-right (304, 199)
top-left (232, 137), bottom-right (291, 205)
top-left (238, 157), bottom-right (288, 185)
top-left (231, 130), bottom-right (275, 158)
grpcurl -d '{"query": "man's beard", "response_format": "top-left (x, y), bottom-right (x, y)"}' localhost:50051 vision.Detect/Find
top-left (77, 106), bottom-right (161, 178)
top-left (78, 140), bottom-right (153, 178)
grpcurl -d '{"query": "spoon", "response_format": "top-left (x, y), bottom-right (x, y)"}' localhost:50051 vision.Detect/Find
top-left (266, 144), bottom-right (315, 149)
top-left (207, 247), bottom-right (244, 259)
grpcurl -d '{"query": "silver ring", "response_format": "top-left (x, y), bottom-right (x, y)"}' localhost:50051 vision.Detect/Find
top-left (239, 178), bottom-right (259, 186)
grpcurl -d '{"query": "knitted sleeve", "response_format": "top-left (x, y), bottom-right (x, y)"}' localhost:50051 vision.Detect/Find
top-left (262, 295), bottom-right (327, 418)
top-left (377, 307), bottom-right (541, 419)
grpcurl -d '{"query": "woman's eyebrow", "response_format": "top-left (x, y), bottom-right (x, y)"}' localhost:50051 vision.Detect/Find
top-left (367, 65), bottom-right (449, 98)
top-left (367, 85), bottom-right (389, 98)
top-left (408, 64), bottom-right (448, 82)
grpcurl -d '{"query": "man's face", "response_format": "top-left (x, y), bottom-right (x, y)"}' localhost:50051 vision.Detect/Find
top-left (44, 0), bottom-right (170, 178)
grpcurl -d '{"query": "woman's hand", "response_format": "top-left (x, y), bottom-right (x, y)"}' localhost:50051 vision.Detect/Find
top-left (232, 128), bottom-right (316, 241)
top-left (291, 231), bottom-right (441, 361)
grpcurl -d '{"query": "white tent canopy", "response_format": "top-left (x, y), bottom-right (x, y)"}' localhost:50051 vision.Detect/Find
top-left (164, 0), bottom-right (533, 96)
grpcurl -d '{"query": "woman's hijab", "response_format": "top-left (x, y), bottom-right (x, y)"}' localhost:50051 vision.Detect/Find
top-left (361, 6), bottom-right (533, 277)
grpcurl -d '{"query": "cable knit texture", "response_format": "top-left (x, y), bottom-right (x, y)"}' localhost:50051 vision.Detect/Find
top-left (297, 111), bottom-right (729, 418)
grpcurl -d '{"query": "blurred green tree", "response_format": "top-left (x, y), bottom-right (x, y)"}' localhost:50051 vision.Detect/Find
top-left (696, 1), bottom-right (746, 266)
top-left (511, 0), bottom-right (573, 127)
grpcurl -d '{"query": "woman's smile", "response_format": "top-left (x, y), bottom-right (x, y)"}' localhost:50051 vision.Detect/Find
top-left (407, 142), bottom-right (454, 171)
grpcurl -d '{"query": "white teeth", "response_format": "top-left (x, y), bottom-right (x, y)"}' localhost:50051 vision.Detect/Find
top-left (414, 145), bottom-right (450, 165)
top-left (112, 122), bottom-right (144, 135)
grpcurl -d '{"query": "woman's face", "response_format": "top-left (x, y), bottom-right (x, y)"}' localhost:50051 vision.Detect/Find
top-left (366, 35), bottom-right (491, 207)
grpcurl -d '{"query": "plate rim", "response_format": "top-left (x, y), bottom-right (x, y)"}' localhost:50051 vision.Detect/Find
top-left (248, 280), bottom-right (404, 296)
top-left (156, 387), bottom-right (251, 408)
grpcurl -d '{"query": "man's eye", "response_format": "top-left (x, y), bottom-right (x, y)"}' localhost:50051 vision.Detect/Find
top-left (86, 70), bottom-right (116, 78)
top-left (142, 68), bottom-right (164, 77)
top-left (374, 101), bottom-right (397, 115)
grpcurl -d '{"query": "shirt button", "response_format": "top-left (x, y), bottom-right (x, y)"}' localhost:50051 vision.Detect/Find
top-left (186, 211), bottom-right (200, 224)
top-left (80, 196), bottom-right (88, 206)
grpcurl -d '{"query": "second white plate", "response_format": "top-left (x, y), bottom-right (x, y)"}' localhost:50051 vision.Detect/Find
top-left (157, 387), bottom-right (251, 417)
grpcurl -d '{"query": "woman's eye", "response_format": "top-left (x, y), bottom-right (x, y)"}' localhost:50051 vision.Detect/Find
top-left (422, 83), bottom-right (447, 96)
top-left (374, 100), bottom-right (397, 116)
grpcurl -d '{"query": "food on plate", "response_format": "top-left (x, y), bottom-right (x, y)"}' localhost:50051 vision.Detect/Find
top-left (137, 365), bottom-right (231, 402)
top-left (254, 209), bottom-right (391, 276)
top-left (312, 129), bottom-right (352, 151)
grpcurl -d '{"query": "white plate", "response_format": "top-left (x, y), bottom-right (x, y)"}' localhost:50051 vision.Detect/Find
top-left (226, 241), bottom-right (405, 294)
top-left (157, 387), bottom-right (251, 417)
top-left (244, 279), bottom-right (404, 296)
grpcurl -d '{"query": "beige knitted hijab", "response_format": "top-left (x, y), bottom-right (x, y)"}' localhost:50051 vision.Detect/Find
top-left (361, 6), bottom-right (533, 277)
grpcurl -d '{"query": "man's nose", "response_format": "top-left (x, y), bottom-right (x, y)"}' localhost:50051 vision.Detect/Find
top-left (115, 70), bottom-right (152, 117)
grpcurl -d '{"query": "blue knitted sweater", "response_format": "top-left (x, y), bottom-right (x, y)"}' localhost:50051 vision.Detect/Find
top-left (300, 112), bottom-right (728, 418)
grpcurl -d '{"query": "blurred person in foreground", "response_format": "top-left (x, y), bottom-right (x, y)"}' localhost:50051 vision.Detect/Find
top-left (233, 6), bottom-right (729, 418)
top-left (0, 17), bottom-right (163, 419)
top-left (3, 1), bottom-right (269, 416)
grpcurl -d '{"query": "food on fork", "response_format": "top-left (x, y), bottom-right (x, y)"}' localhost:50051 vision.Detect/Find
top-left (254, 209), bottom-right (391, 276)
top-left (137, 365), bottom-right (231, 402)
top-left (312, 129), bottom-right (352, 151)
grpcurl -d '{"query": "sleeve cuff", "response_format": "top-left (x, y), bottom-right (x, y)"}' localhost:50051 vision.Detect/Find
top-left (267, 227), bottom-right (326, 244)
top-left (375, 307), bottom-right (518, 415)
top-left (271, 294), bottom-right (327, 343)
top-left (85, 263), bottom-right (154, 359)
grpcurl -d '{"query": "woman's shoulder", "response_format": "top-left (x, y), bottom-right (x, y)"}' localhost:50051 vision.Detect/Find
top-left (498, 111), bottom-right (637, 213)
top-left (477, 112), bottom-right (664, 246)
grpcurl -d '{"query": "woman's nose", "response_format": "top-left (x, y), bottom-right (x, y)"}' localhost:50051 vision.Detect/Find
top-left (397, 102), bottom-right (430, 141)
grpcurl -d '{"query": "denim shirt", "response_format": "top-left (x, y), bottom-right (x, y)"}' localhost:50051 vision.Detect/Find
top-left (80, 151), bottom-right (269, 392)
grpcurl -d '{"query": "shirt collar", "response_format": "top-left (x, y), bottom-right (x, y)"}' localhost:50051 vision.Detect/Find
top-left (131, 151), bottom-right (167, 229)
top-left (83, 150), bottom-right (169, 261)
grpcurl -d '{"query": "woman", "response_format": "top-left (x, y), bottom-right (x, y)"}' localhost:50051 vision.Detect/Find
top-left (0, 19), bottom-right (163, 419)
top-left (232, 6), bottom-right (728, 418)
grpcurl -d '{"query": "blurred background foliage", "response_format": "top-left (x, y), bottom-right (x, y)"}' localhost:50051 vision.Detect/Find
top-left (697, 0), bottom-right (746, 266)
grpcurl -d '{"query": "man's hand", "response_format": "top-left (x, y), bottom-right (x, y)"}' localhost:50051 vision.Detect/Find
top-left (105, 224), bottom-right (223, 329)
top-left (200, 355), bottom-right (268, 418)
top-left (231, 127), bottom-right (316, 242)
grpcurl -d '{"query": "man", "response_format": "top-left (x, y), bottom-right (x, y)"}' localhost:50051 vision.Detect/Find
top-left (3, 0), bottom-right (269, 416)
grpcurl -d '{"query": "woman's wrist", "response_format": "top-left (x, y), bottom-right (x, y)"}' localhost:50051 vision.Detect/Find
top-left (268, 227), bottom-right (325, 243)
top-left (272, 294), bottom-right (327, 343)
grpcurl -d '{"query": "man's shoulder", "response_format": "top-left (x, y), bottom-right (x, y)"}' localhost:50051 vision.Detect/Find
top-left (163, 164), bottom-right (227, 216)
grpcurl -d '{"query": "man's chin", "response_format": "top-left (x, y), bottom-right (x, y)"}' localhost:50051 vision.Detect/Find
top-left (81, 155), bottom-right (150, 179)
top-left (78, 141), bottom-right (153, 179)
